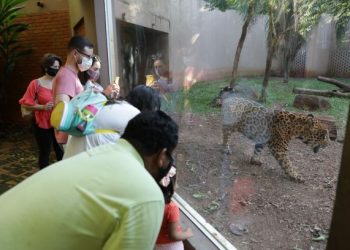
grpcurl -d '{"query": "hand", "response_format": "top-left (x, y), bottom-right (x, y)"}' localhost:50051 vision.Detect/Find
top-left (111, 82), bottom-right (120, 96)
top-left (44, 102), bottom-right (54, 110)
top-left (185, 227), bottom-right (193, 238)
top-left (104, 82), bottom-right (120, 99)
top-left (103, 84), bottom-right (113, 96)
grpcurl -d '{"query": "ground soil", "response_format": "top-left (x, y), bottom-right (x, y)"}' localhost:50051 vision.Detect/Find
top-left (171, 112), bottom-right (342, 250)
top-left (0, 113), bottom-right (343, 250)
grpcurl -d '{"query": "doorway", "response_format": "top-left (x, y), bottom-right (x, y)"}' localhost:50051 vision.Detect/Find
top-left (116, 20), bottom-right (169, 94)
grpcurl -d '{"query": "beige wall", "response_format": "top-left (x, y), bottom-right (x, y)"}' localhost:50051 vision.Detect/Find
top-left (68, 0), bottom-right (97, 52)
top-left (21, 0), bottom-right (68, 14)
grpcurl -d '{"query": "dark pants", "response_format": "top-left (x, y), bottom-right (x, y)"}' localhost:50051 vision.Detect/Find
top-left (33, 122), bottom-right (63, 169)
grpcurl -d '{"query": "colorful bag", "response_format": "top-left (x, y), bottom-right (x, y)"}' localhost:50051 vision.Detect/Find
top-left (50, 89), bottom-right (107, 136)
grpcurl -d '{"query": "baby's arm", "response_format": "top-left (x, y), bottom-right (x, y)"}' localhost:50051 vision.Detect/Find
top-left (168, 222), bottom-right (193, 241)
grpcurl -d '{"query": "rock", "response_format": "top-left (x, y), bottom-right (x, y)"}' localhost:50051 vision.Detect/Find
top-left (314, 115), bottom-right (337, 141)
top-left (229, 223), bottom-right (249, 236)
top-left (293, 94), bottom-right (331, 111)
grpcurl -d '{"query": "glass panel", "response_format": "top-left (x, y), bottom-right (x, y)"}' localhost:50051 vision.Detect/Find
top-left (113, 1), bottom-right (350, 249)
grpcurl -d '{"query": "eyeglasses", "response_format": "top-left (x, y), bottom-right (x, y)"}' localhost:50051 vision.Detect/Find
top-left (76, 49), bottom-right (94, 60)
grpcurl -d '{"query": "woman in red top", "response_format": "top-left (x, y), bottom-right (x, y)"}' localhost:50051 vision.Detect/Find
top-left (19, 54), bottom-right (64, 169)
top-left (156, 167), bottom-right (193, 250)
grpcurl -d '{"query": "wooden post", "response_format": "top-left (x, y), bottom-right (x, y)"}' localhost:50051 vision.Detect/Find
top-left (326, 105), bottom-right (350, 249)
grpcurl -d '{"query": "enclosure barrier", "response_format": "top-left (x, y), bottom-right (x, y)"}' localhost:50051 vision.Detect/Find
top-left (174, 193), bottom-right (238, 250)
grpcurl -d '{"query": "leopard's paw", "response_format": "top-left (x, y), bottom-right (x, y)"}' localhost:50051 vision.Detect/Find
top-left (289, 173), bottom-right (304, 183)
top-left (223, 146), bottom-right (232, 155)
top-left (250, 157), bottom-right (262, 166)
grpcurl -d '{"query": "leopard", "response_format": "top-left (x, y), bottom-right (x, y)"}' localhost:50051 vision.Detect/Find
top-left (220, 87), bottom-right (329, 182)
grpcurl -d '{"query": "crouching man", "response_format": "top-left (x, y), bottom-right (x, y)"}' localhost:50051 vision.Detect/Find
top-left (0, 111), bottom-right (178, 250)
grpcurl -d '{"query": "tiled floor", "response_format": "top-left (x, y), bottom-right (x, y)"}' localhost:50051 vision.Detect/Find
top-left (0, 125), bottom-right (38, 194)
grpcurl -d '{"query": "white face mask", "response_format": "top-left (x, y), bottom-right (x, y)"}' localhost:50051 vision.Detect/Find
top-left (77, 56), bottom-right (93, 72)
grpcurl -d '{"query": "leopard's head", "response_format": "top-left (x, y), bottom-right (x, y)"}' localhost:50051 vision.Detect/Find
top-left (211, 86), bottom-right (236, 107)
top-left (297, 114), bottom-right (329, 153)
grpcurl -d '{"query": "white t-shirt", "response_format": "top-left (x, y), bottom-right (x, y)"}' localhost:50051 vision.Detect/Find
top-left (63, 100), bottom-right (140, 159)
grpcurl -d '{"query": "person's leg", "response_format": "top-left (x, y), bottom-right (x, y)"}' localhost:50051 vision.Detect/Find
top-left (50, 128), bottom-right (64, 161)
top-left (33, 123), bottom-right (52, 169)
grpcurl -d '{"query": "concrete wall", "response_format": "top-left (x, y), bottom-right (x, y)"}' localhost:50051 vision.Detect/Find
top-left (169, 0), bottom-right (269, 83)
top-left (111, 0), bottom-right (270, 85)
top-left (113, 0), bottom-right (170, 33)
top-left (305, 14), bottom-right (336, 77)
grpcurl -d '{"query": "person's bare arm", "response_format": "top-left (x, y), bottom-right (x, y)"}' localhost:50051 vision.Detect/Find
top-left (22, 102), bottom-right (53, 111)
top-left (54, 94), bottom-right (70, 105)
top-left (168, 222), bottom-right (193, 241)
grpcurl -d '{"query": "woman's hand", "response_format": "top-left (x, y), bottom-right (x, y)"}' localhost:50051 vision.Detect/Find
top-left (104, 82), bottom-right (120, 99)
top-left (43, 102), bottom-right (54, 110)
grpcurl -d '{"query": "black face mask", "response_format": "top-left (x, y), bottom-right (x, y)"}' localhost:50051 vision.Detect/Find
top-left (156, 151), bottom-right (174, 182)
top-left (157, 163), bottom-right (173, 183)
top-left (46, 68), bottom-right (59, 77)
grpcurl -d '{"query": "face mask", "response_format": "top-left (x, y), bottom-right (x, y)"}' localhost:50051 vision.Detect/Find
top-left (87, 69), bottom-right (100, 81)
top-left (77, 56), bottom-right (93, 72)
top-left (157, 163), bottom-right (173, 183)
top-left (156, 152), bottom-right (174, 182)
top-left (46, 68), bottom-right (59, 77)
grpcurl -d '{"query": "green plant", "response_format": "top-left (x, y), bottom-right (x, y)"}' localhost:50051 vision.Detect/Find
top-left (0, 0), bottom-right (31, 104)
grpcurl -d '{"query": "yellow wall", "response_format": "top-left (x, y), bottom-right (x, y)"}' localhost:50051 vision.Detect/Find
top-left (68, 0), bottom-right (97, 53)
top-left (21, 0), bottom-right (68, 14)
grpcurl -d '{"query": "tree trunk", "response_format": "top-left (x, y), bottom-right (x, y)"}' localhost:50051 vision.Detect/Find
top-left (282, 51), bottom-right (290, 83)
top-left (293, 88), bottom-right (350, 98)
top-left (260, 7), bottom-right (279, 103)
top-left (317, 76), bottom-right (350, 91)
top-left (229, 2), bottom-right (255, 88)
top-left (260, 38), bottom-right (278, 102)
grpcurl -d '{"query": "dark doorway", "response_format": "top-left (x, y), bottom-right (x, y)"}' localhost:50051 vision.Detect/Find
top-left (116, 20), bottom-right (169, 94)
top-left (74, 18), bottom-right (85, 37)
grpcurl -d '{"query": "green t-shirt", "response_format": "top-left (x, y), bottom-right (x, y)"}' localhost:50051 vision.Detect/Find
top-left (0, 139), bottom-right (164, 250)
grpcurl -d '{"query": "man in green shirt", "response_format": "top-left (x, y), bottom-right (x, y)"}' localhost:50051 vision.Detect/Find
top-left (0, 111), bottom-right (178, 250)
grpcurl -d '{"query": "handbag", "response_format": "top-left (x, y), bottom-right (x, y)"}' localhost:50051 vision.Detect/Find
top-left (20, 81), bottom-right (39, 120)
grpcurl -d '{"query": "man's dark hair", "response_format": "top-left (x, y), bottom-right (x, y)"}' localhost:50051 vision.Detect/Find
top-left (126, 85), bottom-right (161, 111)
top-left (122, 111), bottom-right (178, 156)
top-left (40, 53), bottom-right (62, 74)
top-left (67, 36), bottom-right (94, 52)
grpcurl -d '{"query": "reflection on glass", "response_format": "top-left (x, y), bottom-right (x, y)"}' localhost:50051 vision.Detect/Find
top-left (114, 1), bottom-right (350, 249)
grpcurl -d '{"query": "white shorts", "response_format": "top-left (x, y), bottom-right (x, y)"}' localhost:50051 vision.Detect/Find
top-left (155, 241), bottom-right (184, 250)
